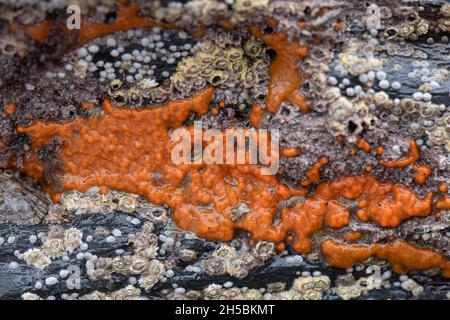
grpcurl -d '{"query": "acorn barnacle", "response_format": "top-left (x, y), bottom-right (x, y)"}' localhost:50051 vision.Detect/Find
top-left (127, 89), bottom-right (142, 106)
top-left (135, 245), bottom-right (159, 260)
top-left (95, 257), bottom-right (113, 271)
top-left (293, 276), bottom-right (315, 292)
top-left (150, 86), bottom-right (171, 104)
top-left (213, 57), bottom-right (228, 70)
top-left (243, 67), bottom-right (258, 88)
top-left (109, 79), bottom-right (123, 91)
top-left (419, 104), bottom-right (437, 118)
top-left (429, 127), bottom-right (447, 144)
top-left (43, 238), bottom-right (65, 258)
top-left (199, 41), bottom-right (216, 54)
top-left (139, 260), bottom-right (165, 291)
top-left (208, 70), bottom-right (227, 86)
top-left (129, 232), bottom-right (158, 249)
top-left (303, 289), bottom-right (322, 300)
top-left (112, 256), bottom-right (131, 275)
top-left (383, 27), bottom-right (398, 40)
top-left (398, 24), bottom-right (415, 38)
top-left (202, 257), bottom-right (227, 276)
top-left (373, 91), bottom-right (390, 107)
top-left (63, 227), bottom-right (83, 253)
top-left (178, 249), bottom-right (198, 262)
top-left (251, 240), bottom-right (276, 261)
top-left (227, 47), bottom-right (244, 61)
top-left (416, 19), bottom-right (429, 36)
top-left (172, 74), bottom-right (192, 94)
top-left (226, 32), bottom-right (242, 46)
top-left (129, 257), bottom-right (149, 275)
top-left (243, 38), bottom-right (264, 58)
top-left (203, 284), bottom-right (224, 300)
top-left (192, 77), bottom-right (207, 91)
top-left (400, 99), bottom-right (419, 114)
top-left (226, 258), bottom-right (249, 279)
top-left (118, 195), bottom-right (137, 213)
top-left (267, 282), bottom-right (286, 292)
top-left (22, 248), bottom-right (51, 270)
top-left (212, 244), bottom-right (237, 259)
top-left (112, 285), bottom-right (141, 300)
top-left (81, 291), bottom-right (106, 300)
top-left (110, 90), bottom-right (127, 106)
top-left (313, 275), bottom-right (331, 290)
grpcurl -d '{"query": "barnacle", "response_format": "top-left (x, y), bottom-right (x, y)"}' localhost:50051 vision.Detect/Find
top-left (129, 257), bottom-right (149, 275)
top-left (178, 249), bottom-right (197, 262)
top-left (127, 88), bottom-right (143, 106)
top-left (251, 241), bottom-right (276, 261)
top-left (111, 90), bottom-right (127, 106)
top-left (22, 248), bottom-right (51, 270)
top-left (0, 35), bottom-right (26, 57)
top-left (202, 257), bottom-right (227, 276)
top-left (139, 260), bottom-right (165, 291)
top-left (43, 238), bottom-right (65, 258)
top-left (82, 291), bottom-right (107, 300)
top-left (398, 24), bottom-right (415, 38)
top-left (202, 284), bottom-right (224, 300)
top-left (135, 245), bottom-right (159, 260)
top-left (415, 20), bottom-right (429, 36)
top-left (213, 244), bottom-right (237, 259)
top-left (109, 79), bottom-right (123, 91)
top-left (63, 227), bottom-right (83, 253)
top-left (383, 27), bottom-right (398, 40)
top-left (110, 285), bottom-right (141, 300)
top-left (117, 195), bottom-right (137, 213)
top-left (112, 256), bottom-right (132, 274)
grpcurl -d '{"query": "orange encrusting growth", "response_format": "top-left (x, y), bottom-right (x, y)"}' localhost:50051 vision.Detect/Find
top-left (24, 21), bottom-right (54, 44)
top-left (250, 23), bottom-right (309, 114)
top-left (322, 240), bottom-right (450, 278)
top-left (299, 156), bottom-right (329, 186)
top-left (78, 4), bottom-right (174, 47)
top-left (249, 102), bottom-right (266, 128)
top-left (10, 20), bottom-right (54, 45)
top-left (282, 147), bottom-right (301, 158)
top-left (356, 138), bottom-right (370, 153)
top-left (344, 231), bottom-right (363, 243)
top-left (375, 146), bottom-right (384, 155)
top-left (412, 164), bottom-right (432, 184)
top-left (436, 196), bottom-right (450, 210)
top-left (4, 103), bottom-right (16, 115)
top-left (13, 89), bottom-right (436, 255)
top-left (379, 141), bottom-right (419, 168)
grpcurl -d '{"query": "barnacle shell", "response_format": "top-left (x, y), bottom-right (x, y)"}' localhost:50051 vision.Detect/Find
top-left (129, 257), bottom-right (149, 275)
top-left (203, 284), bottom-right (224, 300)
top-left (43, 238), bottom-right (65, 258)
top-left (82, 291), bottom-right (107, 300)
top-left (63, 227), bottom-right (83, 253)
top-left (213, 244), bottom-right (237, 259)
top-left (23, 248), bottom-right (51, 270)
top-left (112, 256), bottom-right (132, 274)
top-left (202, 257), bottom-right (227, 276)
top-left (117, 195), bottom-right (137, 213)
top-left (139, 259), bottom-right (165, 291)
top-left (135, 245), bottom-right (159, 260)
top-left (416, 19), bottom-right (429, 36)
top-left (178, 249), bottom-right (197, 262)
top-left (227, 260), bottom-right (249, 279)
top-left (251, 240), bottom-right (276, 261)
top-left (398, 24), bottom-right (415, 38)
